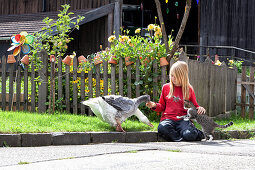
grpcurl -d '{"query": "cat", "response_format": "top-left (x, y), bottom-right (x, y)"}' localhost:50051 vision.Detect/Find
top-left (176, 100), bottom-right (233, 142)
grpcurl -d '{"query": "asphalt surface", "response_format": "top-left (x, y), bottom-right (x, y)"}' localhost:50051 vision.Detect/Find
top-left (0, 139), bottom-right (255, 170)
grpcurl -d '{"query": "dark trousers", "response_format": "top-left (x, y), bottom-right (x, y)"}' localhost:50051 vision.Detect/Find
top-left (158, 119), bottom-right (204, 142)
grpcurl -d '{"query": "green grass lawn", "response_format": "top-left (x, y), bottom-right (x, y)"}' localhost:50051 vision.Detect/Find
top-left (0, 110), bottom-right (254, 133)
top-left (0, 111), bottom-right (158, 133)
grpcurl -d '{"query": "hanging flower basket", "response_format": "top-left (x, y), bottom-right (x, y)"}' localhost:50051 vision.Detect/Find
top-left (7, 54), bottom-right (16, 63)
top-left (94, 52), bottom-right (103, 65)
top-left (62, 55), bottom-right (72, 66)
top-left (125, 56), bottom-right (134, 66)
top-left (160, 57), bottom-right (169, 67)
top-left (78, 55), bottom-right (87, 64)
top-left (108, 56), bottom-right (117, 64)
top-left (21, 55), bottom-right (30, 65)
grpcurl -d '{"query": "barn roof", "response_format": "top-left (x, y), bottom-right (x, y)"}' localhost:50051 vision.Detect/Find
top-left (0, 3), bottom-right (114, 39)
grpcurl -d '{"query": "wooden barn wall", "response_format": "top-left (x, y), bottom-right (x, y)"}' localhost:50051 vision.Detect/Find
top-left (0, 0), bottom-right (115, 14)
top-left (200, 0), bottom-right (255, 59)
top-left (67, 16), bottom-right (107, 57)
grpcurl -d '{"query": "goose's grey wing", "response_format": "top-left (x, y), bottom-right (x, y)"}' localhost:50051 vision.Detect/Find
top-left (102, 96), bottom-right (134, 112)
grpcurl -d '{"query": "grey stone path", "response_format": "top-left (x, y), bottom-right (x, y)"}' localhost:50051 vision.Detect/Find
top-left (0, 139), bottom-right (254, 170)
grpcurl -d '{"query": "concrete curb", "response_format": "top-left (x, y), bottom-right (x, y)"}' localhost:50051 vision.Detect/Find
top-left (0, 130), bottom-right (254, 147)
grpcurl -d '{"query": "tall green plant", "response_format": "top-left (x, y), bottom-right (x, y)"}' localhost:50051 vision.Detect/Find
top-left (30, 4), bottom-right (84, 113)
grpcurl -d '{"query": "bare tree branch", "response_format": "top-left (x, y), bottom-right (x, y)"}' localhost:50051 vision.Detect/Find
top-left (169, 0), bottom-right (192, 60)
top-left (154, 0), bottom-right (169, 54)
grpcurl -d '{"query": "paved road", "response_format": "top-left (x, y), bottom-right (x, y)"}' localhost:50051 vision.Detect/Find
top-left (0, 139), bottom-right (255, 170)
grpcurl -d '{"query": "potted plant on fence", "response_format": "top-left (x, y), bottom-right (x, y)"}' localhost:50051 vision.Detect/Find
top-left (30, 4), bottom-right (84, 113)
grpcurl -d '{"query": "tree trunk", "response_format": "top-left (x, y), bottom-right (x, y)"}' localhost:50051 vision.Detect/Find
top-left (154, 0), bottom-right (169, 54)
top-left (168, 0), bottom-right (192, 60)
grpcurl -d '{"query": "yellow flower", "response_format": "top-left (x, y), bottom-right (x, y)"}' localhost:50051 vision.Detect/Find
top-left (108, 35), bottom-right (116, 43)
top-left (229, 60), bottom-right (234, 64)
top-left (135, 28), bottom-right (141, 34)
top-left (122, 35), bottom-right (129, 41)
top-left (215, 60), bottom-right (222, 66)
top-left (154, 31), bottom-right (162, 38)
top-left (85, 89), bottom-right (89, 93)
top-left (147, 24), bottom-right (155, 30)
top-left (119, 36), bottom-right (124, 43)
top-left (72, 80), bottom-right (79, 84)
top-left (154, 25), bottom-right (161, 32)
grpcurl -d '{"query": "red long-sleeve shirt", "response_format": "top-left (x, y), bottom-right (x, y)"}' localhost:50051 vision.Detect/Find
top-left (153, 83), bottom-right (199, 121)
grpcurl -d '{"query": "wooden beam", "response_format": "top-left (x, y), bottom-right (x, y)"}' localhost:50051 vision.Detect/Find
top-left (39, 3), bottom-right (115, 36)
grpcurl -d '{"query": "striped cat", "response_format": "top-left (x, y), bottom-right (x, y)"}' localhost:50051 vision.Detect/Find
top-left (177, 100), bottom-right (233, 142)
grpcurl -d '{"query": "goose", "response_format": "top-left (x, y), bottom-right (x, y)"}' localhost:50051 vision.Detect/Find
top-left (81, 95), bottom-right (154, 132)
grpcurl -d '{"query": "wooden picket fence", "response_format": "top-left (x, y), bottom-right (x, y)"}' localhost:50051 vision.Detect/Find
top-left (237, 66), bottom-right (255, 120)
top-left (0, 50), bottom-right (237, 117)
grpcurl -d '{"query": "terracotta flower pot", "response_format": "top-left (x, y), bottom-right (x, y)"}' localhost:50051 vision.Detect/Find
top-left (94, 53), bottom-right (103, 65)
top-left (62, 55), bottom-right (72, 66)
top-left (21, 55), bottom-right (30, 65)
top-left (49, 55), bottom-right (55, 62)
top-left (78, 55), bottom-right (87, 64)
top-left (160, 57), bottom-right (169, 67)
top-left (7, 54), bottom-right (16, 63)
top-left (125, 56), bottom-right (134, 66)
top-left (108, 56), bottom-right (117, 64)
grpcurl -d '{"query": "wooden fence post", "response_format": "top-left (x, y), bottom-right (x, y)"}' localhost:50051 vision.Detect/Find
top-left (80, 67), bottom-right (85, 115)
top-left (65, 64), bottom-right (70, 113)
top-left (73, 57), bottom-right (78, 114)
top-left (119, 57), bottom-right (124, 96)
top-left (88, 56), bottom-right (93, 116)
top-left (110, 62), bottom-right (116, 95)
top-left (153, 60), bottom-right (158, 101)
top-left (58, 56), bottom-right (63, 101)
top-left (1, 56), bottom-right (6, 111)
top-left (16, 59), bottom-right (21, 111)
top-left (24, 64), bottom-right (28, 111)
top-left (241, 66), bottom-right (246, 118)
top-left (8, 62), bottom-right (15, 111)
top-left (249, 66), bottom-right (254, 120)
top-left (103, 60), bottom-right (109, 95)
top-left (38, 50), bottom-right (48, 113)
top-left (136, 58), bottom-right (140, 97)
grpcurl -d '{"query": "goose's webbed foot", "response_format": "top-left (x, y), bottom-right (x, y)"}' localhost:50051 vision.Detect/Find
top-left (115, 118), bottom-right (125, 132)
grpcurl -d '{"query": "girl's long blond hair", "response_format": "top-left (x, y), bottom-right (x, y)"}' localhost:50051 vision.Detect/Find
top-left (167, 61), bottom-right (191, 100)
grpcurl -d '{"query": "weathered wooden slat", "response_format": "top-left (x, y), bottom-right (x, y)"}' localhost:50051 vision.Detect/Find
top-left (241, 66), bottom-right (246, 118)
top-left (135, 58), bottom-right (140, 97)
top-left (95, 64), bottom-right (101, 97)
top-left (107, 12), bottom-right (113, 48)
top-left (153, 60), bottom-right (158, 101)
top-left (8, 63), bottom-right (15, 111)
top-left (1, 56), bottom-right (6, 110)
top-left (117, 58), bottom-right (123, 96)
top-left (127, 64), bottom-right (132, 98)
top-left (65, 65), bottom-right (70, 112)
top-left (103, 60), bottom-right (108, 95)
top-left (161, 65), bottom-right (167, 87)
top-left (80, 69), bottom-right (85, 114)
top-left (24, 64), bottom-right (28, 111)
top-left (16, 61), bottom-right (21, 111)
top-left (88, 57), bottom-right (93, 116)
top-left (249, 66), bottom-right (254, 120)
top-left (58, 56), bottom-right (63, 101)
top-left (73, 57), bottom-right (78, 114)
top-left (38, 50), bottom-right (48, 113)
top-left (31, 62), bottom-right (36, 112)
top-left (114, 1), bottom-right (121, 37)
top-left (110, 63), bottom-right (116, 95)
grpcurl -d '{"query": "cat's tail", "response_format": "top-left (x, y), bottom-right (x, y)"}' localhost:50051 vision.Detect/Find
top-left (216, 121), bottom-right (233, 128)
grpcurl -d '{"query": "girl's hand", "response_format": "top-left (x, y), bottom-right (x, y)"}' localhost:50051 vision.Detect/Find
top-left (146, 101), bottom-right (156, 109)
top-left (197, 106), bottom-right (206, 114)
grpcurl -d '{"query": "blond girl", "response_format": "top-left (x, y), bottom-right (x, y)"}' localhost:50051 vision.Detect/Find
top-left (146, 61), bottom-right (206, 141)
